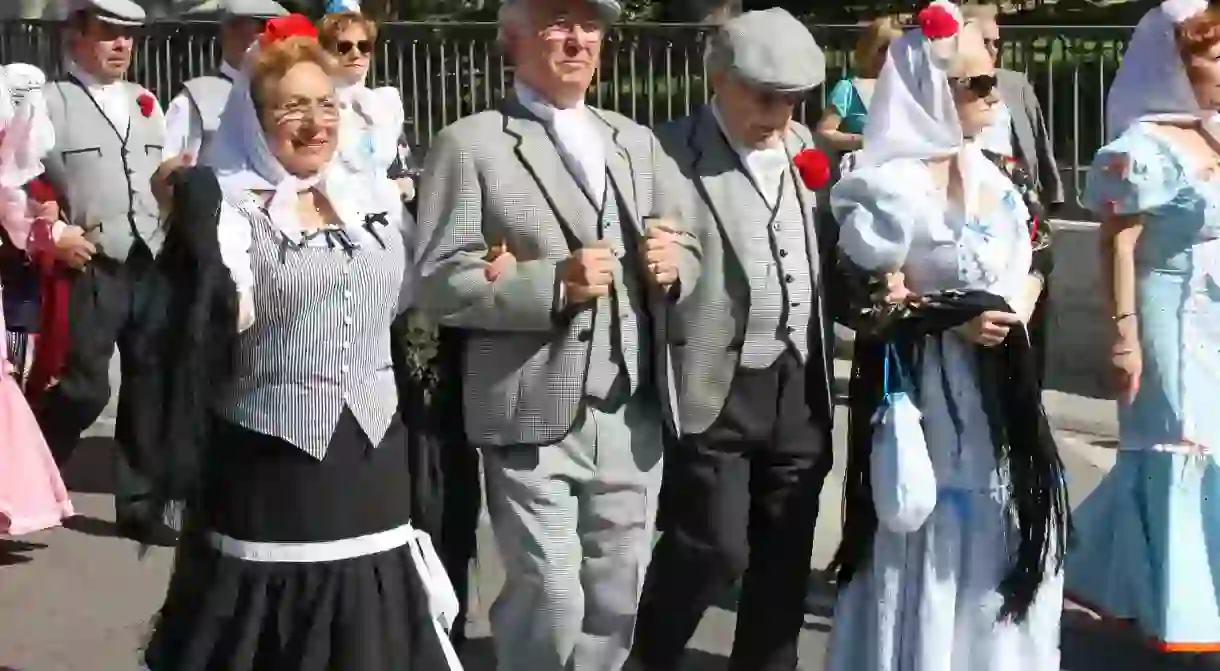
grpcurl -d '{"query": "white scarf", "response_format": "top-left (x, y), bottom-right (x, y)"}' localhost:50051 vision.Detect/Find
top-left (1105, 0), bottom-right (1212, 140)
top-left (204, 44), bottom-right (359, 242)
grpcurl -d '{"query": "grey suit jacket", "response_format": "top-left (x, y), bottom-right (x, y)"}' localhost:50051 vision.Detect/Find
top-left (414, 97), bottom-right (701, 447)
top-left (657, 106), bottom-right (834, 436)
top-left (998, 68), bottom-right (1064, 207)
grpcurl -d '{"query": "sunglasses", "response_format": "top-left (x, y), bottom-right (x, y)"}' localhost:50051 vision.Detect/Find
top-left (951, 74), bottom-right (998, 99)
top-left (335, 40), bottom-right (373, 56)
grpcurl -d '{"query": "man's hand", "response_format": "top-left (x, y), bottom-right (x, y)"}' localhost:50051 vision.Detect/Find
top-left (54, 225), bottom-right (96, 270)
top-left (396, 177), bottom-right (416, 202)
top-left (955, 310), bottom-right (1022, 347)
top-left (484, 240), bottom-right (517, 281)
top-left (881, 272), bottom-right (912, 304)
top-left (151, 153), bottom-right (194, 213)
top-left (642, 218), bottom-right (683, 289)
top-left (558, 241), bottom-right (615, 306)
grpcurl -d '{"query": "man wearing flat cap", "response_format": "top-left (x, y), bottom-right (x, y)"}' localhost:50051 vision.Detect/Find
top-left (413, 0), bottom-right (700, 667)
top-left (162, 0), bottom-right (287, 161)
top-left (37, 0), bottom-right (175, 546)
top-left (630, 8), bottom-right (835, 671)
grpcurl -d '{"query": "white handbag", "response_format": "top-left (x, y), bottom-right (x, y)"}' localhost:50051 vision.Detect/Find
top-left (871, 343), bottom-right (938, 533)
top-left (406, 529), bottom-right (465, 671)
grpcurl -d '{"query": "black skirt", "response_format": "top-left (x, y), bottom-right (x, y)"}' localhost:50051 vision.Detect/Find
top-left (143, 409), bottom-right (450, 671)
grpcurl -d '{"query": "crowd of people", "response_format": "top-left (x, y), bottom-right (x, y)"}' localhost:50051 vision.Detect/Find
top-left (2, 0), bottom-right (1220, 669)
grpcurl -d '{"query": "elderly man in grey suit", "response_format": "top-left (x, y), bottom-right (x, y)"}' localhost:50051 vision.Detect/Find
top-left (963, 2), bottom-right (1064, 209)
top-left (630, 9), bottom-right (834, 671)
top-left (413, 0), bottom-right (700, 667)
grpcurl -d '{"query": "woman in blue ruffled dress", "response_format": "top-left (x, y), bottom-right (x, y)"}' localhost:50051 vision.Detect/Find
top-left (825, 3), bottom-right (1069, 669)
top-left (1065, 0), bottom-right (1220, 661)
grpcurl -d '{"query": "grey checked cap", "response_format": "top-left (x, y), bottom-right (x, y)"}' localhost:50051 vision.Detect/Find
top-left (219, 0), bottom-right (289, 19)
top-left (715, 8), bottom-right (825, 93)
top-left (66, 0), bottom-right (147, 25)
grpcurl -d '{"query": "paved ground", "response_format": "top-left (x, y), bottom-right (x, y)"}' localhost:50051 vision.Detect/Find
top-left (0, 361), bottom-right (1204, 670)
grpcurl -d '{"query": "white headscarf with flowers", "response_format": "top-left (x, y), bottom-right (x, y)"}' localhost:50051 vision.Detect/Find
top-left (0, 64), bottom-right (56, 252)
top-left (1104, 0), bottom-right (1211, 140)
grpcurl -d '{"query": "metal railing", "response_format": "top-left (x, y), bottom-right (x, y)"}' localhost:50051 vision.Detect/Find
top-left (0, 20), bottom-right (1132, 211)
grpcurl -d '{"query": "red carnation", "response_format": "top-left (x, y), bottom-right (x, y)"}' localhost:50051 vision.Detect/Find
top-left (793, 148), bottom-right (832, 191)
top-left (260, 14), bottom-right (319, 47)
top-left (26, 177), bottom-right (57, 204)
top-left (919, 4), bottom-right (959, 40)
top-left (137, 91), bottom-right (156, 118)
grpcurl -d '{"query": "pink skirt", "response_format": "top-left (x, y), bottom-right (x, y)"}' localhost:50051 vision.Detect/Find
top-left (0, 371), bottom-right (72, 535)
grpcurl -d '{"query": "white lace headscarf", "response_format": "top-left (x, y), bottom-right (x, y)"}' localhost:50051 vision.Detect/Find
top-left (0, 64), bottom-right (56, 251)
top-left (203, 32), bottom-right (362, 241)
top-left (1105, 0), bottom-right (1210, 140)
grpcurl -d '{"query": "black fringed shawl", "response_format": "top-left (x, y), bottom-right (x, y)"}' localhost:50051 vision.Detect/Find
top-left (827, 156), bottom-right (1070, 623)
top-left (125, 166), bottom-right (237, 510)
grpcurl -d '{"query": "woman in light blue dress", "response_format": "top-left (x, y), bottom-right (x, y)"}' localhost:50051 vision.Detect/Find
top-left (1066, 0), bottom-right (1220, 661)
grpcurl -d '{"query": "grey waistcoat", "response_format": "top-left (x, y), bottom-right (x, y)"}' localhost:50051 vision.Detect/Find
top-left (584, 174), bottom-right (650, 399)
top-left (182, 73), bottom-right (233, 158)
top-left (216, 200), bottom-right (404, 460)
top-left (739, 172), bottom-right (813, 369)
top-left (42, 78), bottom-right (165, 261)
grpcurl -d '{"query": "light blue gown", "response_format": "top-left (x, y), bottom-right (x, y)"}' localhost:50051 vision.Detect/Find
top-left (1068, 122), bottom-right (1220, 651)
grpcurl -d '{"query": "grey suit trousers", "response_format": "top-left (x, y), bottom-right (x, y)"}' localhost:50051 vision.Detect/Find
top-left (482, 394), bottom-right (664, 671)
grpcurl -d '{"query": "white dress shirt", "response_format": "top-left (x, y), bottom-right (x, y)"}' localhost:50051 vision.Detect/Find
top-left (162, 61), bottom-right (240, 161)
top-left (515, 81), bottom-right (606, 204)
top-left (711, 97), bottom-right (789, 207)
top-left (65, 60), bottom-right (162, 137)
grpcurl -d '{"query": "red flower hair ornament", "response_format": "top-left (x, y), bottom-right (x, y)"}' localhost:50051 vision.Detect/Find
top-left (793, 148), bottom-right (832, 191)
top-left (259, 14), bottom-right (318, 48)
top-left (918, 2), bottom-right (960, 41)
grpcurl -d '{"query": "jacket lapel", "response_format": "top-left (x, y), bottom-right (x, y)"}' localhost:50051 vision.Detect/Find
top-left (589, 109), bottom-right (640, 234)
top-left (690, 106), bottom-right (758, 270)
top-left (502, 97), bottom-right (597, 246)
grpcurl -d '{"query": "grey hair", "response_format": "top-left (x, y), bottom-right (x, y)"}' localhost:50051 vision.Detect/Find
top-left (703, 28), bottom-right (733, 78)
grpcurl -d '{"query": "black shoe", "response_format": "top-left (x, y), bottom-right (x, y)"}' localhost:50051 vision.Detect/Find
top-left (115, 518), bottom-right (178, 547)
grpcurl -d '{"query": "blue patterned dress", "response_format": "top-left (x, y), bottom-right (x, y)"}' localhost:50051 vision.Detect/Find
top-left (1067, 122), bottom-right (1220, 651)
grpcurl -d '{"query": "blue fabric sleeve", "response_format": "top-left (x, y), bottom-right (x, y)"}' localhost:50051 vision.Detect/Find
top-left (827, 79), bottom-right (856, 119)
top-left (1082, 128), bottom-right (1181, 217)
top-left (831, 162), bottom-right (916, 272)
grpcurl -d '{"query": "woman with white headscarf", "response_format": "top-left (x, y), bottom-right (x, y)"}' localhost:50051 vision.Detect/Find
top-left (1064, 0), bottom-right (1220, 662)
top-left (825, 3), bottom-right (1069, 669)
top-left (134, 15), bottom-right (458, 671)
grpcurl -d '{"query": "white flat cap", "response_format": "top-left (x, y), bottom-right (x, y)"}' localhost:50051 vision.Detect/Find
top-left (715, 8), bottom-right (825, 93)
top-left (220, 0), bottom-right (289, 19)
top-left (66, 0), bottom-right (147, 25)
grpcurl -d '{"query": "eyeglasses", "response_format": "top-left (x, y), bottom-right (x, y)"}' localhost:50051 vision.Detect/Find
top-left (335, 40), bottom-right (373, 56)
top-left (273, 99), bottom-right (341, 124)
top-left (950, 74), bottom-right (998, 99)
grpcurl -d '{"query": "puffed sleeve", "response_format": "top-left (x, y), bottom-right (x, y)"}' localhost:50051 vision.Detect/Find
top-left (372, 87), bottom-right (406, 166)
top-left (831, 162), bottom-right (918, 272)
top-left (828, 162), bottom-right (924, 337)
top-left (1082, 127), bottom-right (1182, 218)
top-left (216, 199), bottom-right (255, 332)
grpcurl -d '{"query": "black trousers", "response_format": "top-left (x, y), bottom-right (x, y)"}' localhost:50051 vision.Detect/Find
top-left (35, 243), bottom-right (159, 527)
top-left (633, 350), bottom-right (833, 671)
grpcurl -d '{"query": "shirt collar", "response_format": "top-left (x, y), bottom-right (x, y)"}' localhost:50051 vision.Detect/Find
top-left (219, 61), bottom-right (241, 82)
top-left (65, 60), bottom-right (122, 93)
top-left (515, 81), bottom-right (586, 124)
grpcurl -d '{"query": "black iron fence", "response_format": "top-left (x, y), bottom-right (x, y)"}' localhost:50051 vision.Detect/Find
top-left (0, 20), bottom-right (1133, 210)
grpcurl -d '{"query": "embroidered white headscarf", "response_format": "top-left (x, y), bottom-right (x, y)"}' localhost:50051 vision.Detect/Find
top-left (854, 0), bottom-right (966, 170)
top-left (0, 64), bottom-right (56, 252)
top-left (203, 31), bottom-right (362, 242)
top-left (1105, 0), bottom-right (1210, 140)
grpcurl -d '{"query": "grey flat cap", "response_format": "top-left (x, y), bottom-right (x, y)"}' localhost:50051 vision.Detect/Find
top-left (220, 0), bottom-right (289, 19)
top-left (67, 0), bottom-right (147, 25)
top-left (716, 8), bottom-right (824, 93)
top-left (590, 0), bottom-right (622, 23)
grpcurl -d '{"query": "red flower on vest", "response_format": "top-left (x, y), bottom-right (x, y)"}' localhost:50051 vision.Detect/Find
top-left (919, 4), bottom-right (959, 40)
top-left (137, 91), bottom-right (156, 118)
top-left (260, 14), bottom-right (319, 48)
top-left (793, 148), bottom-right (832, 191)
